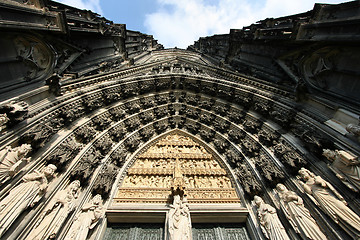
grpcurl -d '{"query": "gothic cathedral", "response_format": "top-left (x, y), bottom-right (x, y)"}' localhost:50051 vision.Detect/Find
top-left (0, 1), bottom-right (359, 240)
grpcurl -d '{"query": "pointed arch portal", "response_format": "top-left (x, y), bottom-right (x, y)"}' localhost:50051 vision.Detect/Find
top-left (105, 130), bottom-right (250, 240)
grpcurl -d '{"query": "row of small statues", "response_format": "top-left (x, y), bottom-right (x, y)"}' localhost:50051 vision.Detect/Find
top-left (255, 167), bottom-right (360, 240)
top-left (122, 175), bottom-right (231, 189)
top-left (132, 158), bottom-right (220, 169)
top-left (0, 164), bottom-right (104, 239)
top-left (146, 144), bottom-right (207, 154)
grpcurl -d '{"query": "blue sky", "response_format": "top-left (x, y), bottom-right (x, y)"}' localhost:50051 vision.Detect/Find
top-left (55, 0), bottom-right (349, 48)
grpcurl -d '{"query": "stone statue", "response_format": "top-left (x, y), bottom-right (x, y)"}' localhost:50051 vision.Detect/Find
top-left (0, 144), bottom-right (32, 184)
top-left (0, 113), bottom-right (9, 131)
top-left (0, 164), bottom-right (57, 238)
top-left (275, 184), bottom-right (327, 240)
top-left (253, 195), bottom-right (290, 240)
top-left (25, 180), bottom-right (81, 240)
top-left (298, 168), bottom-right (360, 239)
top-left (323, 149), bottom-right (360, 191)
top-left (0, 100), bottom-right (29, 124)
top-left (64, 194), bottom-right (104, 240)
top-left (167, 195), bottom-right (192, 240)
top-left (346, 122), bottom-right (360, 137)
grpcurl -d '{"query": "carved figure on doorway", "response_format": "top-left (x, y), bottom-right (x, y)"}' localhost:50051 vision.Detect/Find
top-left (253, 195), bottom-right (290, 240)
top-left (25, 180), bottom-right (81, 240)
top-left (275, 184), bottom-right (327, 240)
top-left (323, 149), bottom-right (360, 191)
top-left (0, 164), bottom-right (57, 238)
top-left (298, 167), bottom-right (360, 239)
top-left (167, 195), bottom-right (192, 240)
top-left (0, 144), bottom-right (32, 184)
top-left (64, 194), bottom-right (104, 240)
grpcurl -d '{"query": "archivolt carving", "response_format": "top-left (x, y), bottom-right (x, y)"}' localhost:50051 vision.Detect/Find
top-left (235, 164), bottom-right (262, 197)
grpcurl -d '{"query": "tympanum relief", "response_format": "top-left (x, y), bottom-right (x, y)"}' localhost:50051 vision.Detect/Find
top-left (114, 133), bottom-right (240, 204)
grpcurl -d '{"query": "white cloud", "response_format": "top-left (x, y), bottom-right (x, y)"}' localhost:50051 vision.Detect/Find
top-left (145, 0), bottom-right (347, 48)
top-left (53, 0), bottom-right (103, 15)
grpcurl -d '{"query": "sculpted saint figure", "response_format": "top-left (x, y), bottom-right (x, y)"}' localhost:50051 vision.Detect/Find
top-left (64, 194), bottom-right (104, 240)
top-left (323, 149), bottom-right (360, 191)
top-left (0, 164), bottom-right (57, 238)
top-left (298, 168), bottom-right (360, 239)
top-left (25, 180), bottom-right (81, 240)
top-left (253, 195), bottom-right (290, 240)
top-left (0, 144), bottom-right (32, 184)
top-left (167, 195), bottom-right (192, 240)
top-left (275, 184), bottom-right (327, 240)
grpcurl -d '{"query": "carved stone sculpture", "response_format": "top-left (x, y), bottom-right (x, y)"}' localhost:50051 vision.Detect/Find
top-left (213, 139), bottom-right (228, 153)
top-left (0, 164), bottom-right (57, 237)
top-left (346, 123), bottom-right (360, 137)
top-left (228, 129), bottom-right (245, 144)
top-left (92, 165), bottom-right (118, 198)
top-left (0, 113), bottom-right (9, 131)
top-left (25, 180), bottom-right (81, 240)
top-left (0, 144), bottom-right (32, 184)
top-left (71, 148), bottom-right (102, 181)
top-left (298, 168), bottom-right (360, 239)
top-left (275, 184), bottom-right (327, 240)
top-left (253, 195), bottom-right (290, 240)
top-left (225, 149), bottom-right (243, 167)
top-left (166, 195), bottom-right (192, 240)
top-left (323, 149), bottom-right (360, 191)
top-left (199, 129), bottom-right (214, 143)
top-left (244, 119), bottom-right (261, 134)
top-left (235, 164), bottom-right (262, 197)
top-left (45, 137), bottom-right (81, 169)
top-left (20, 122), bottom-right (56, 150)
top-left (0, 101), bottom-right (28, 125)
top-left (75, 125), bottom-right (97, 144)
top-left (64, 194), bottom-right (104, 240)
top-left (258, 129), bottom-right (279, 147)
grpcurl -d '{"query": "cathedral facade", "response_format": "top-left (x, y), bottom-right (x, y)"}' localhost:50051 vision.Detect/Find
top-left (0, 0), bottom-right (359, 239)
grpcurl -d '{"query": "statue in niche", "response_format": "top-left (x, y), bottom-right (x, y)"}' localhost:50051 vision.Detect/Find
top-left (298, 168), bottom-right (360, 239)
top-left (253, 195), bottom-right (290, 240)
top-left (0, 164), bottom-right (57, 238)
top-left (275, 184), bottom-right (327, 240)
top-left (323, 149), bottom-right (360, 191)
top-left (25, 180), bottom-right (81, 240)
top-left (0, 144), bottom-right (32, 184)
top-left (64, 194), bottom-right (104, 240)
top-left (166, 195), bottom-right (192, 240)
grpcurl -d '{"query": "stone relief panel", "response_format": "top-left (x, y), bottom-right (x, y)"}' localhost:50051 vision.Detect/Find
top-left (114, 133), bottom-right (240, 204)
